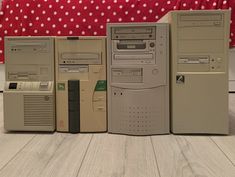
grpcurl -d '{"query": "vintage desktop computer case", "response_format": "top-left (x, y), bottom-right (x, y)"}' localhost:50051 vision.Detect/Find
top-left (55, 37), bottom-right (107, 133)
top-left (159, 10), bottom-right (231, 134)
top-left (107, 23), bottom-right (170, 135)
top-left (4, 37), bottom-right (55, 131)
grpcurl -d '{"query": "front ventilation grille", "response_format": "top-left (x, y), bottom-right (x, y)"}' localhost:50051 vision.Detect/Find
top-left (24, 95), bottom-right (54, 126)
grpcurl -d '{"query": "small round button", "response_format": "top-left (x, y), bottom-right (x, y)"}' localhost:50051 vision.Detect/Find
top-left (150, 42), bottom-right (155, 48)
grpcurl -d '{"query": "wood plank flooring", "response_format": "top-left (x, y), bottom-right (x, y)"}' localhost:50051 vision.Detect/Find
top-left (0, 93), bottom-right (235, 177)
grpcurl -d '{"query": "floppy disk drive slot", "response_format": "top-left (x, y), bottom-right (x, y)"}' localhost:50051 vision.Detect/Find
top-left (11, 42), bottom-right (46, 47)
top-left (114, 54), bottom-right (153, 60)
top-left (60, 53), bottom-right (101, 64)
top-left (112, 68), bottom-right (143, 83)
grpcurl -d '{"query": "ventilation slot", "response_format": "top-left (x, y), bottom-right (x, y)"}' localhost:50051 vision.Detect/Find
top-left (24, 95), bottom-right (54, 126)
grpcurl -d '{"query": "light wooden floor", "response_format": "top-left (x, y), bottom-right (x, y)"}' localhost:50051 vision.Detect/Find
top-left (0, 93), bottom-right (235, 177)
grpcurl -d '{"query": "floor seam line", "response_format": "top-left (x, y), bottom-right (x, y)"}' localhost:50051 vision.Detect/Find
top-left (0, 134), bottom-right (37, 172)
top-left (38, 133), bottom-right (68, 176)
top-left (175, 136), bottom-right (196, 177)
top-left (150, 136), bottom-right (162, 177)
top-left (76, 134), bottom-right (94, 177)
top-left (210, 137), bottom-right (235, 166)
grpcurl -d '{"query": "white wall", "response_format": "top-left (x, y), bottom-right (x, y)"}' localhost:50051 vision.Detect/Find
top-left (0, 64), bottom-right (5, 91)
top-left (229, 48), bottom-right (235, 92)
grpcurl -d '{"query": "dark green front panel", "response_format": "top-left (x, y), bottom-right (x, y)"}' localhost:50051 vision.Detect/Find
top-left (95, 80), bottom-right (107, 91)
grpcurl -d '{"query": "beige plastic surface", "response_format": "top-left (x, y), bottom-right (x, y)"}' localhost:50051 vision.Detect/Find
top-left (3, 37), bottom-right (55, 132)
top-left (4, 37), bottom-right (55, 81)
top-left (55, 37), bottom-right (107, 132)
top-left (160, 10), bottom-right (230, 134)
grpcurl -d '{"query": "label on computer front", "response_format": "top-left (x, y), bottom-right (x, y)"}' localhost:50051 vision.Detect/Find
top-left (176, 75), bottom-right (185, 84)
top-left (95, 80), bottom-right (107, 91)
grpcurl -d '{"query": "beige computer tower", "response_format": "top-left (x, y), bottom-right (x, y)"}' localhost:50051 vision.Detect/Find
top-left (55, 37), bottom-right (106, 133)
top-left (3, 37), bottom-right (55, 131)
top-left (159, 10), bottom-right (231, 134)
top-left (107, 23), bottom-right (169, 135)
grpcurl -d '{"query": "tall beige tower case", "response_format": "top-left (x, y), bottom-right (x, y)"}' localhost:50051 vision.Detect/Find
top-left (3, 37), bottom-right (55, 131)
top-left (55, 37), bottom-right (107, 133)
top-left (107, 23), bottom-right (169, 135)
top-left (160, 10), bottom-right (231, 134)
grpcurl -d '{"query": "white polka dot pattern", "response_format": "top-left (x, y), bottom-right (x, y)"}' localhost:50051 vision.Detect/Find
top-left (0, 0), bottom-right (233, 63)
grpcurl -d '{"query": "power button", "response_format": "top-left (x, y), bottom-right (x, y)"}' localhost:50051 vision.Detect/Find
top-left (150, 42), bottom-right (155, 48)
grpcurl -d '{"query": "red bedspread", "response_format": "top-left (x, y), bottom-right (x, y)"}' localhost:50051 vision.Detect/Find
top-left (0, 0), bottom-right (234, 63)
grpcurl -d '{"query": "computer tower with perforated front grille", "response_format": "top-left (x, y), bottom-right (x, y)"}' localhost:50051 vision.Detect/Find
top-left (107, 23), bottom-right (170, 135)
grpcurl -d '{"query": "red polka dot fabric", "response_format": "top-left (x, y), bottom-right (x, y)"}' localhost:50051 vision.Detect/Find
top-left (0, 0), bottom-right (234, 63)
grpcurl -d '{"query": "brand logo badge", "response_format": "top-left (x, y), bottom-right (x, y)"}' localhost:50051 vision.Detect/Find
top-left (176, 75), bottom-right (185, 84)
top-left (58, 83), bottom-right (65, 91)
